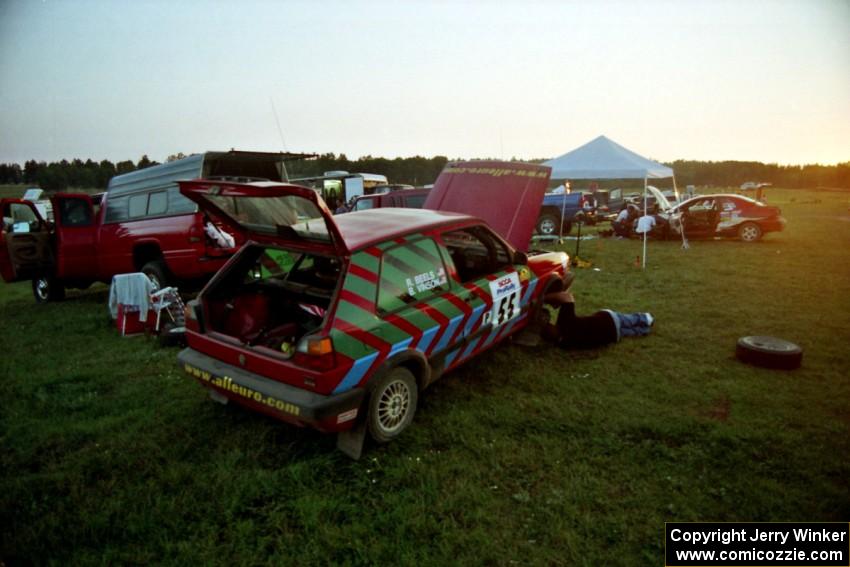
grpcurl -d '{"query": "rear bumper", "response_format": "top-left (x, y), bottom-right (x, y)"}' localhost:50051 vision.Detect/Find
top-left (178, 348), bottom-right (365, 432)
top-left (761, 217), bottom-right (786, 233)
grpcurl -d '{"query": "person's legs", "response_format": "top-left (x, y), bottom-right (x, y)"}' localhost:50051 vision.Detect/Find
top-left (611, 311), bottom-right (653, 337)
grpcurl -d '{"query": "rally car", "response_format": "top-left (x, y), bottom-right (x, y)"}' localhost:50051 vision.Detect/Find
top-left (666, 193), bottom-right (785, 242)
top-left (177, 161), bottom-right (570, 457)
top-left (630, 187), bottom-right (785, 242)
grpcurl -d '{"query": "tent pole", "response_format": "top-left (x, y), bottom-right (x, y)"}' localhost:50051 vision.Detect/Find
top-left (642, 177), bottom-right (648, 269)
top-left (673, 174), bottom-right (690, 250)
top-left (559, 182), bottom-right (568, 243)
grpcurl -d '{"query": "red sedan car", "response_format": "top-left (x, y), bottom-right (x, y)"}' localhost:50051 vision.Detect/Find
top-left (660, 193), bottom-right (785, 242)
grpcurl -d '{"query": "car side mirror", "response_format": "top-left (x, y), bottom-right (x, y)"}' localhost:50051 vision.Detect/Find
top-left (513, 250), bottom-right (528, 265)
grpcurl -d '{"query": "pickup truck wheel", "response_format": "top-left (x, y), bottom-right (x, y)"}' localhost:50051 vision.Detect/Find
top-left (32, 276), bottom-right (65, 303)
top-left (141, 261), bottom-right (168, 291)
top-left (537, 215), bottom-right (571, 236)
top-left (367, 367), bottom-right (418, 443)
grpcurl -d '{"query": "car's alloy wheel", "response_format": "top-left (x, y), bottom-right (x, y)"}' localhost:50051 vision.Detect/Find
top-left (739, 222), bottom-right (762, 242)
top-left (368, 367), bottom-right (418, 443)
top-left (378, 381), bottom-right (410, 432)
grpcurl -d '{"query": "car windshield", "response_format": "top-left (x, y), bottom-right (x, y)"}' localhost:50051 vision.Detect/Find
top-left (205, 194), bottom-right (331, 242)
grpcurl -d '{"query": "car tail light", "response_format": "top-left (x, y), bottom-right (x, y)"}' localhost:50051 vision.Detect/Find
top-left (188, 222), bottom-right (202, 244)
top-left (293, 335), bottom-right (336, 371)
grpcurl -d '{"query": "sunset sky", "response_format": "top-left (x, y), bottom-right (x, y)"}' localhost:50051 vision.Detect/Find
top-left (1, 0), bottom-right (848, 166)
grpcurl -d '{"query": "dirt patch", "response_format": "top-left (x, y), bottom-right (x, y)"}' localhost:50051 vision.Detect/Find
top-left (702, 394), bottom-right (732, 422)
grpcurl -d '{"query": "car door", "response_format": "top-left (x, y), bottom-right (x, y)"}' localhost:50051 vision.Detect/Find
top-left (716, 197), bottom-right (744, 234)
top-left (682, 198), bottom-right (718, 236)
top-left (0, 199), bottom-right (53, 283)
top-left (368, 236), bottom-right (466, 367)
top-left (52, 194), bottom-right (98, 280)
top-left (437, 224), bottom-right (531, 371)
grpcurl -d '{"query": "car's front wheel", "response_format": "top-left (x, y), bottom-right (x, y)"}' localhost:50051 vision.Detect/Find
top-left (32, 276), bottom-right (65, 304)
top-left (367, 367), bottom-right (418, 443)
top-left (738, 222), bottom-right (762, 242)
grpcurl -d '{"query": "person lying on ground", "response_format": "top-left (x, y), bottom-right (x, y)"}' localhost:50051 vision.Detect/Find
top-left (541, 291), bottom-right (654, 349)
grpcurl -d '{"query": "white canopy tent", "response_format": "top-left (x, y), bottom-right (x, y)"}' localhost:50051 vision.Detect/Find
top-left (543, 135), bottom-right (682, 268)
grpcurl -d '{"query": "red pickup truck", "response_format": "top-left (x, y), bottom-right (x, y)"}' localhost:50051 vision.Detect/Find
top-left (0, 151), bottom-right (312, 302)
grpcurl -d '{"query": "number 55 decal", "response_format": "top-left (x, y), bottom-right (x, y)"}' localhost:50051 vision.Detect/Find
top-left (488, 272), bottom-right (521, 327)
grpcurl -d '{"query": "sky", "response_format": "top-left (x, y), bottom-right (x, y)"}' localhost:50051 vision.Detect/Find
top-left (0, 0), bottom-right (848, 166)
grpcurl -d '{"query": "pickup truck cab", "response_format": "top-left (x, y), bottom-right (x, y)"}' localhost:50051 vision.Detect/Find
top-left (0, 151), bottom-right (313, 302)
top-left (177, 161), bottom-right (570, 457)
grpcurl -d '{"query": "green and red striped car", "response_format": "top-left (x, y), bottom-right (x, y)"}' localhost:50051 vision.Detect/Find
top-left (177, 162), bottom-right (570, 457)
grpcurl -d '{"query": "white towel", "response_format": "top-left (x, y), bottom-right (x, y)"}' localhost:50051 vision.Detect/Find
top-left (109, 273), bottom-right (156, 321)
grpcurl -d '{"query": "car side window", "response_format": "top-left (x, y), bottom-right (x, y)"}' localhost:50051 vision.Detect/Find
top-left (148, 191), bottom-right (168, 216)
top-left (405, 195), bottom-right (427, 208)
top-left (355, 198), bottom-right (375, 211)
top-left (719, 198), bottom-right (739, 212)
top-left (689, 198), bottom-right (715, 212)
top-left (104, 195), bottom-right (129, 223)
top-left (377, 238), bottom-right (449, 314)
top-left (128, 194), bottom-right (148, 218)
top-left (4, 203), bottom-right (41, 233)
top-left (441, 226), bottom-right (512, 283)
top-left (58, 198), bottom-right (93, 227)
top-left (166, 187), bottom-right (198, 215)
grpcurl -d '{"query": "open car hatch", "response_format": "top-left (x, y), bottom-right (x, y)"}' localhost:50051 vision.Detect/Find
top-left (179, 180), bottom-right (348, 256)
top-left (424, 160), bottom-right (551, 251)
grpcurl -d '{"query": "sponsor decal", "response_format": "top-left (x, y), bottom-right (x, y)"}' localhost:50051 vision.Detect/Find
top-left (442, 166), bottom-right (549, 179)
top-left (405, 268), bottom-right (448, 296)
top-left (336, 408), bottom-right (359, 424)
top-left (488, 272), bottom-right (521, 327)
top-left (183, 363), bottom-right (301, 417)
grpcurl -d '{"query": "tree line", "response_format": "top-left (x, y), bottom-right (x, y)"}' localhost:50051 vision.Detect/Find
top-left (0, 153), bottom-right (847, 191)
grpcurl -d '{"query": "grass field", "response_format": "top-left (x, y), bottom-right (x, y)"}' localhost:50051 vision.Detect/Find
top-left (2, 188), bottom-right (849, 565)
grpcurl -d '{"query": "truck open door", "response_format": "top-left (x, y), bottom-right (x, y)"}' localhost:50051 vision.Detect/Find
top-left (0, 199), bottom-right (53, 283)
top-left (51, 194), bottom-right (98, 282)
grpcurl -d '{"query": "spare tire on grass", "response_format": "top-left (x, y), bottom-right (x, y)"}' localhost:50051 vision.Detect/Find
top-left (736, 336), bottom-right (802, 370)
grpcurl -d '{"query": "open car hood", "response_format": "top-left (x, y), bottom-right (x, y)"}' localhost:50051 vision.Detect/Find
top-left (178, 180), bottom-right (348, 256)
top-left (645, 185), bottom-right (673, 212)
top-left (423, 160), bottom-right (551, 251)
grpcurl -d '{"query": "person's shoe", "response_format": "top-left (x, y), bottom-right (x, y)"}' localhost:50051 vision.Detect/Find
top-left (645, 313), bottom-right (654, 327)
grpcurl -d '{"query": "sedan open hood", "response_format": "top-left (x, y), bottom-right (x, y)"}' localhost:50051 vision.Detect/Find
top-left (423, 161), bottom-right (551, 251)
top-left (645, 185), bottom-right (673, 212)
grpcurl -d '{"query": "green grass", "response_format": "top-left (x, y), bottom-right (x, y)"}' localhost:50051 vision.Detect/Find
top-left (2, 188), bottom-right (849, 565)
